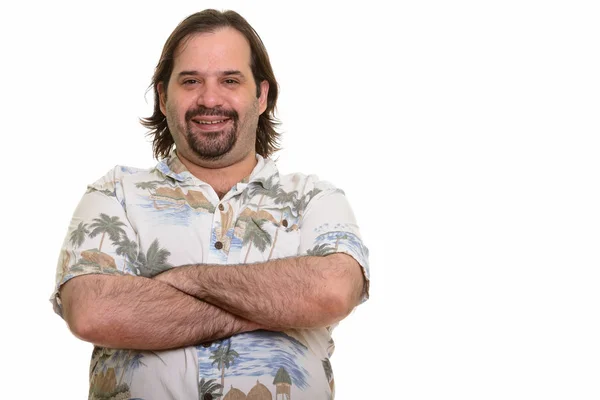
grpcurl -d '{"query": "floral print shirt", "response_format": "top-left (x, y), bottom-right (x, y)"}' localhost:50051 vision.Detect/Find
top-left (51, 152), bottom-right (370, 400)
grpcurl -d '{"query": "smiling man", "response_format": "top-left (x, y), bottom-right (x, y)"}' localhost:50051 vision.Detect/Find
top-left (161, 28), bottom-right (267, 172)
top-left (51, 9), bottom-right (369, 400)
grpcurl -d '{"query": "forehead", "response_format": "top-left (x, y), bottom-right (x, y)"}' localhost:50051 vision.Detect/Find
top-left (172, 27), bottom-right (253, 74)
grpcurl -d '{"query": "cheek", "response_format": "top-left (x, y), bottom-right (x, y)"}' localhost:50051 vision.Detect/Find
top-left (164, 101), bottom-right (177, 121)
top-left (230, 90), bottom-right (257, 110)
top-left (234, 97), bottom-right (260, 119)
top-left (166, 99), bottom-right (186, 120)
top-left (165, 89), bottom-right (194, 114)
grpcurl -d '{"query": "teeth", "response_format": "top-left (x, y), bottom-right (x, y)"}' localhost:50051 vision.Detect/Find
top-left (196, 119), bottom-right (226, 125)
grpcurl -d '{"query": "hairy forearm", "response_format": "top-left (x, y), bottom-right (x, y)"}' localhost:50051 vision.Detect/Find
top-left (156, 254), bottom-right (364, 329)
top-left (60, 274), bottom-right (260, 350)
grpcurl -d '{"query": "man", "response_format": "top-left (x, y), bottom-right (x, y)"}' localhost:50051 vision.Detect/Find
top-left (51, 9), bottom-right (369, 400)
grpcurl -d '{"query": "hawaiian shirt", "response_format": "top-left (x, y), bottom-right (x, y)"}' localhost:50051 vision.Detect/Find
top-left (51, 151), bottom-right (370, 400)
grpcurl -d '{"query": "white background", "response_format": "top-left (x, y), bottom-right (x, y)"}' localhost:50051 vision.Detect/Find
top-left (1, 0), bottom-right (599, 398)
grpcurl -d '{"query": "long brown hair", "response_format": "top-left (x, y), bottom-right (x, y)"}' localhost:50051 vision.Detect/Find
top-left (141, 9), bottom-right (280, 159)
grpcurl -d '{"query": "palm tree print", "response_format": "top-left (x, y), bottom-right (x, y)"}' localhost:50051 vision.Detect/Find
top-left (307, 243), bottom-right (336, 256)
top-left (273, 187), bottom-right (298, 207)
top-left (267, 204), bottom-right (295, 261)
top-left (322, 358), bottom-right (335, 395)
top-left (322, 358), bottom-right (333, 382)
top-left (332, 232), bottom-right (351, 251)
top-left (91, 347), bottom-right (112, 375)
top-left (135, 181), bottom-right (161, 190)
top-left (246, 175), bottom-right (281, 210)
top-left (69, 222), bottom-right (90, 249)
top-left (115, 236), bottom-right (138, 273)
top-left (135, 238), bottom-right (171, 277)
top-left (199, 378), bottom-right (223, 400)
top-left (294, 188), bottom-right (322, 216)
top-left (210, 340), bottom-right (239, 396)
top-left (241, 217), bottom-right (272, 263)
top-left (89, 213), bottom-right (127, 252)
top-left (86, 187), bottom-right (115, 198)
top-left (68, 222), bottom-right (90, 265)
top-left (116, 350), bottom-right (145, 386)
top-left (310, 228), bottom-right (369, 269)
top-left (245, 184), bottom-right (308, 261)
top-left (88, 349), bottom-right (145, 398)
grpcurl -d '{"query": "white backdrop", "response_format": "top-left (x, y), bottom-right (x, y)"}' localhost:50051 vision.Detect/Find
top-left (1, 1), bottom-right (599, 399)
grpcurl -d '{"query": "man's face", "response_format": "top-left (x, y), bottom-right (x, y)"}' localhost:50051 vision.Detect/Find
top-left (158, 28), bottom-right (269, 167)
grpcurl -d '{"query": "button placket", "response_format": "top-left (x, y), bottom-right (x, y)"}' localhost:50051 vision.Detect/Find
top-left (209, 200), bottom-right (226, 262)
top-left (214, 202), bottom-right (227, 251)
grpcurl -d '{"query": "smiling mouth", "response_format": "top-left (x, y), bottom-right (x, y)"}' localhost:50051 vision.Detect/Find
top-left (193, 119), bottom-right (229, 125)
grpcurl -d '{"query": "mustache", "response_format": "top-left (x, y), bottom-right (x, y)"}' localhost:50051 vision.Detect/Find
top-left (185, 106), bottom-right (238, 121)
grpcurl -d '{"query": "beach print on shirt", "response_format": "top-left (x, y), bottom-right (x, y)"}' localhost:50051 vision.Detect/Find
top-left (51, 153), bottom-right (369, 400)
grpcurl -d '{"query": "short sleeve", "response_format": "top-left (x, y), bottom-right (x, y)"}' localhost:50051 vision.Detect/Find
top-left (50, 168), bottom-right (139, 317)
top-left (298, 188), bottom-right (370, 302)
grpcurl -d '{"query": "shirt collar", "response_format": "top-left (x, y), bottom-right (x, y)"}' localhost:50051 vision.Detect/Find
top-left (155, 150), bottom-right (190, 182)
top-left (238, 154), bottom-right (280, 191)
top-left (156, 150), bottom-right (280, 188)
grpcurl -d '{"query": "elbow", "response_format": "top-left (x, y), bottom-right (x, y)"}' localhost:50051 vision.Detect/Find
top-left (66, 310), bottom-right (95, 342)
top-left (290, 289), bottom-right (350, 329)
top-left (320, 288), bottom-right (357, 324)
top-left (62, 295), bottom-right (103, 343)
top-left (66, 305), bottom-right (116, 346)
top-left (60, 279), bottom-right (105, 344)
top-left (317, 254), bottom-right (363, 324)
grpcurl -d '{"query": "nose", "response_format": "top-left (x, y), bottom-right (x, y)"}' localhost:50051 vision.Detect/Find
top-left (197, 80), bottom-right (223, 109)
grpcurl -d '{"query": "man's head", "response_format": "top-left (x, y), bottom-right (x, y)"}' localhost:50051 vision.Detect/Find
top-left (142, 10), bottom-right (280, 164)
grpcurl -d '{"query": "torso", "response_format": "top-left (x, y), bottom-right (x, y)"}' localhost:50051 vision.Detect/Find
top-left (85, 155), bottom-right (337, 400)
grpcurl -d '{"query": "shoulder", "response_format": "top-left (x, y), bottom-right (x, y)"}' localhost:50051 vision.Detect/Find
top-left (277, 170), bottom-right (341, 196)
top-left (87, 164), bottom-right (158, 196)
top-left (276, 170), bottom-right (347, 218)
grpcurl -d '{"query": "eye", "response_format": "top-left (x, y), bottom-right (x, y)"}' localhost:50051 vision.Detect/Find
top-left (223, 79), bottom-right (239, 85)
top-left (183, 79), bottom-right (199, 85)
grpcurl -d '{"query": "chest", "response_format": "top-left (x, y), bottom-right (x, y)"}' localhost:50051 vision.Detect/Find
top-left (124, 180), bottom-right (303, 271)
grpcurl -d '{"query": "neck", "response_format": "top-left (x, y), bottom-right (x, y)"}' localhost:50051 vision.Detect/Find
top-left (176, 151), bottom-right (258, 198)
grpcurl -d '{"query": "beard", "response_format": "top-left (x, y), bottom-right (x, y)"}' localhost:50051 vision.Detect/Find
top-left (182, 105), bottom-right (239, 160)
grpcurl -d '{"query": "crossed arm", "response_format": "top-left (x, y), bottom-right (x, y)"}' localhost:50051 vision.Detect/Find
top-left (155, 253), bottom-right (365, 329)
top-left (60, 253), bottom-right (364, 350)
top-left (60, 274), bottom-right (260, 350)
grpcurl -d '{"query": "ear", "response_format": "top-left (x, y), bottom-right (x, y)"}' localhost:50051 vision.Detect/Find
top-left (258, 80), bottom-right (269, 115)
top-left (157, 82), bottom-right (167, 115)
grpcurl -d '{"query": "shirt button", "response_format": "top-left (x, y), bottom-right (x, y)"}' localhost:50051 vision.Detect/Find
top-left (218, 204), bottom-right (225, 211)
top-left (214, 241), bottom-right (223, 250)
top-left (282, 219), bottom-right (288, 227)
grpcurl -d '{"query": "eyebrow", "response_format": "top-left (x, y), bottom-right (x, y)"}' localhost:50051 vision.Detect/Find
top-left (222, 70), bottom-right (244, 77)
top-left (177, 70), bottom-right (246, 78)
